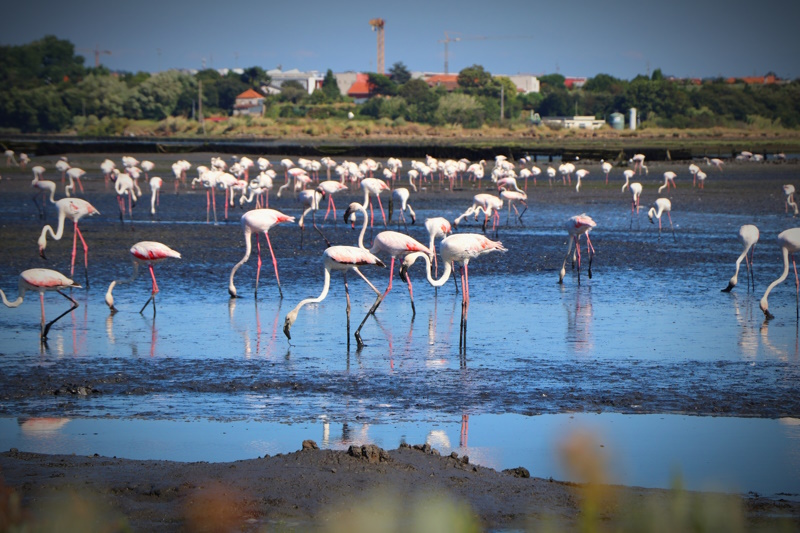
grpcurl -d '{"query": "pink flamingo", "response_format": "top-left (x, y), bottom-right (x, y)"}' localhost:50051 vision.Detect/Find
top-left (601, 160), bottom-right (612, 184)
top-left (114, 170), bottom-right (137, 225)
top-left (141, 160), bottom-right (155, 180)
top-left (648, 198), bottom-right (675, 240)
top-left (38, 198), bottom-right (100, 287)
top-left (722, 224), bottom-right (759, 292)
top-left (454, 194), bottom-right (503, 234)
top-left (558, 214), bottom-right (597, 285)
top-left (31, 166), bottom-right (56, 219)
top-left (389, 187), bottom-right (416, 229)
top-left (149, 177), bottom-right (163, 217)
top-left (658, 171), bottom-right (677, 194)
top-left (105, 241), bottom-right (181, 315)
top-left (228, 209), bottom-right (296, 299)
top-left (1, 268), bottom-right (80, 340)
top-left (360, 177), bottom-right (390, 229)
top-left (297, 189), bottom-right (330, 248)
top-left (65, 167), bottom-right (86, 196)
top-left (316, 180), bottom-right (348, 223)
top-left (55, 159), bottom-right (70, 184)
top-left (400, 233), bottom-right (507, 351)
top-left (760, 228), bottom-right (800, 319)
top-left (630, 154), bottom-right (648, 175)
top-left (283, 199), bottom-right (385, 349)
top-left (425, 217), bottom-right (452, 279)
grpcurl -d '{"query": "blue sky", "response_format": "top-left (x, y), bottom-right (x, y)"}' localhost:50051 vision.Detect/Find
top-left (2, 0), bottom-right (798, 80)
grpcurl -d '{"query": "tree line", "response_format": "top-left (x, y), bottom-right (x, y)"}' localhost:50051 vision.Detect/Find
top-left (1, 35), bottom-right (799, 134)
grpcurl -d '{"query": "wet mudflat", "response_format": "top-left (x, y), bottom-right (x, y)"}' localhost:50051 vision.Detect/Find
top-left (1, 153), bottom-right (800, 499)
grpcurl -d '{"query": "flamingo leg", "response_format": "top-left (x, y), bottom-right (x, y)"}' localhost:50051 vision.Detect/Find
top-left (140, 264), bottom-right (159, 316)
top-left (405, 267), bottom-right (416, 317)
top-left (794, 255), bottom-right (799, 320)
top-left (376, 195), bottom-right (387, 227)
top-left (206, 190), bottom-right (211, 223)
top-left (344, 272), bottom-right (351, 348)
top-left (353, 267), bottom-right (382, 349)
top-left (576, 236), bottom-right (583, 285)
top-left (264, 231), bottom-right (283, 298)
top-left (42, 290), bottom-right (79, 341)
top-left (255, 234), bottom-right (263, 297)
top-left (586, 234), bottom-right (595, 279)
top-left (75, 223), bottom-right (89, 287)
top-left (749, 244), bottom-right (756, 292)
top-left (212, 188), bottom-right (218, 224)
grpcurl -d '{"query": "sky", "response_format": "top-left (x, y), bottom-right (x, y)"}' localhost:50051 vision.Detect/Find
top-left (2, 0), bottom-right (799, 80)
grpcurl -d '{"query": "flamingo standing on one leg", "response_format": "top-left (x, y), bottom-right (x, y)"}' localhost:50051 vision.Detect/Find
top-left (149, 177), bottom-right (163, 218)
top-left (601, 160), bottom-right (612, 184)
top-left (38, 198), bottom-right (100, 287)
top-left (400, 233), bottom-right (507, 352)
top-left (283, 210), bottom-right (385, 350)
top-left (722, 224), bottom-right (759, 293)
top-left (558, 214), bottom-right (597, 285)
top-left (574, 169), bottom-right (589, 193)
top-left (1, 268), bottom-right (80, 341)
top-left (784, 185), bottom-right (798, 217)
top-left (105, 241), bottom-right (181, 315)
top-left (228, 209), bottom-right (296, 299)
top-left (648, 198), bottom-right (675, 240)
top-left (760, 228), bottom-right (800, 320)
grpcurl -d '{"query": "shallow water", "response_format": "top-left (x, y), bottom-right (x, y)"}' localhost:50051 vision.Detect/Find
top-left (1, 154), bottom-right (800, 496)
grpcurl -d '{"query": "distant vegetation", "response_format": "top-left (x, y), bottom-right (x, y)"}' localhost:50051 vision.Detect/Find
top-left (1, 36), bottom-right (799, 135)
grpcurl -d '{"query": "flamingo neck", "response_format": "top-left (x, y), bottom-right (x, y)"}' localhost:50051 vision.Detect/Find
top-left (761, 247), bottom-right (791, 310)
top-left (0, 286), bottom-right (25, 308)
top-left (406, 251), bottom-right (451, 287)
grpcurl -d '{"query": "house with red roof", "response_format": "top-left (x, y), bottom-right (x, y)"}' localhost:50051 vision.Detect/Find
top-left (233, 88), bottom-right (265, 116)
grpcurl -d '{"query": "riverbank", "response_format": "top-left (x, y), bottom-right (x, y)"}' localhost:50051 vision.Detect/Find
top-left (2, 443), bottom-right (799, 532)
top-left (1, 123), bottom-right (798, 161)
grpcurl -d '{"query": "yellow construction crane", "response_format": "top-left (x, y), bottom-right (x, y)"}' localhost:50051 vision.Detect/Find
top-left (369, 18), bottom-right (385, 74)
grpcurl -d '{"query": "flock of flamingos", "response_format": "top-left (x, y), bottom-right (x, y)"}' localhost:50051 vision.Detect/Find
top-left (0, 148), bottom-right (797, 349)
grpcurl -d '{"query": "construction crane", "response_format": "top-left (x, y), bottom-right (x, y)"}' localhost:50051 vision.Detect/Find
top-left (438, 32), bottom-right (533, 75)
top-left (369, 18), bottom-right (385, 74)
top-left (80, 44), bottom-right (112, 68)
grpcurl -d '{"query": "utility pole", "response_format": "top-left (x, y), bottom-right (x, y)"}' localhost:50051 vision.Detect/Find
top-left (369, 18), bottom-right (385, 74)
top-left (500, 84), bottom-right (504, 122)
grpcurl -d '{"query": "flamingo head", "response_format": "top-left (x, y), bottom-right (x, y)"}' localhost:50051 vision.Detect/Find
top-left (283, 310), bottom-right (298, 340)
top-left (343, 202), bottom-right (362, 229)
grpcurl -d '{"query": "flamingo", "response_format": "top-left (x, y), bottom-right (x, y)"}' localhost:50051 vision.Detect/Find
top-left (1, 268), bottom-right (80, 340)
top-left (574, 169), bottom-right (589, 192)
top-left (425, 217), bottom-right (453, 279)
top-left (760, 228), bottom-right (800, 320)
top-left (540, 167), bottom-right (553, 187)
top-left (149, 177), bottom-right (163, 217)
top-left (362, 222), bottom-right (432, 319)
top-left (105, 241), bottom-right (181, 315)
top-left (4, 149), bottom-right (18, 166)
top-left (19, 153), bottom-right (29, 170)
top-left (704, 157), bottom-right (724, 172)
top-left (360, 177), bottom-right (390, 229)
top-left (601, 160), bottom-right (612, 184)
top-left (316, 180), bottom-right (348, 223)
top-left (622, 172), bottom-right (643, 229)
top-left (141, 160), bottom-right (155, 180)
top-left (389, 188), bottom-right (416, 229)
top-left (454, 194), bottom-right (503, 234)
top-left (631, 153), bottom-right (648, 175)
top-left (297, 189), bottom-right (329, 248)
top-left (689, 163), bottom-right (701, 186)
top-left (280, 158), bottom-right (294, 182)
top-left (64, 167), bottom-right (86, 196)
top-left (696, 170), bottom-right (707, 189)
top-left (784, 185), bottom-right (798, 216)
top-left (283, 204), bottom-right (385, 349)
top-left (113, 170), bottom-right (137, 225)
top-left (55, 159), bottom-right (70, 183)
top-left (100, 159), bottom-right (116, 188)
top-left (722, 224), bottom-right (759, 293)
top-left (228, 209), bottom-right (295, 299)
top-left (648, 198), bottom-right (675, 240)
top-left (658, 171), bottom-right (677, 194)
top-left (558, 214), bottom-right (597, 285)
top-left (31, 166), bottom-right (56, 219)
top-left (530, 166), bottom-right (542, 188)
top-left (500, 190), bottom-right (528, 224)
top-left (38, 198), bottom-right (99, 287)
top-left (400, 233), bottom-right (507, 351)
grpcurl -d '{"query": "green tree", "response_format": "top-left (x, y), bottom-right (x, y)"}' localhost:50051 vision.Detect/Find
top-left (367, 73), bottom-right (397, 96)
top-left (457, 64), bottom-right (492, 93)
top-left (129, 71), bottom-right (196, 120)
top-left (398, 78), bottom-right (438, 123)
top-left (651, 68), bottom-right (664, 81)
top-left (389, 61), bottom-right (411, 85)
top-left (321, 69), bottom-right (341, 101)
top-left (241, 66), bottom-right (270, 89)
top-left (435, 93), bottom-right (484, 128)
top-left (538, 73), bottom-right (566, 93)
top-left (279, 80), bottom-right (307, 104)
top-left (583, 73), bottom-right (625, 94)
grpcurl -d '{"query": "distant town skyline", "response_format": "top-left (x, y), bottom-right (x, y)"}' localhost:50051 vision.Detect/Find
top-left (2, 0), bottom-right (798, 81)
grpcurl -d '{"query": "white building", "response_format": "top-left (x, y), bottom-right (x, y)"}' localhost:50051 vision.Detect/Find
top-left (541, 116), bottom-right (606, 130)
top-left (266, 68), bottom-right (324, 95)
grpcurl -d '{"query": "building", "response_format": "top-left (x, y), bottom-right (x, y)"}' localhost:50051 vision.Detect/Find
top-left (425, 74), bottom-right (460, 91)
top-left (506, 75), bottom-right (540, 94)
top-left (541, 115), bottom-right (606, 130)
top-left (564, 77), bottom-right (588, 89)
top-left (232, 88), bottom-right (265, 116)
top-left (266, 68), bottom-right (324, 95)
top-left (345, 73), bottom-right (372, 102)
